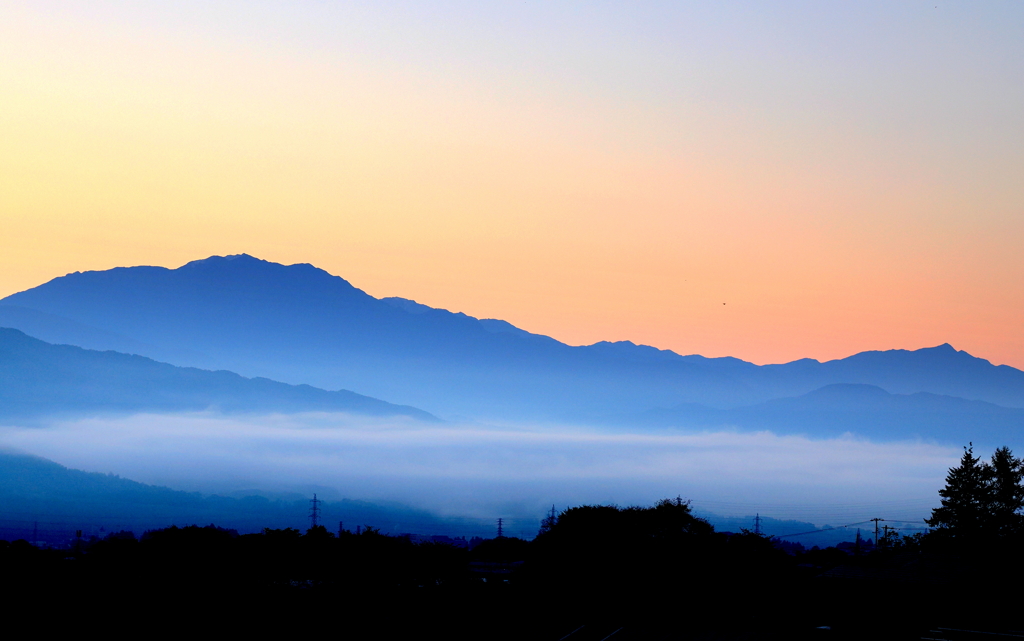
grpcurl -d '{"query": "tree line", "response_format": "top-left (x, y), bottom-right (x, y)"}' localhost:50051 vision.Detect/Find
top-left (1, 445), bottom-right (1021, 637)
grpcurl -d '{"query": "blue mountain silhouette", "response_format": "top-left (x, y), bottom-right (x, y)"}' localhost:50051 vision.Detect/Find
top-left (3, 254), bottom-right (1023, 423)
top-left (0, 327), bottom-right (435, 422)
top-left (621, 383), bottom-right (1024, 447)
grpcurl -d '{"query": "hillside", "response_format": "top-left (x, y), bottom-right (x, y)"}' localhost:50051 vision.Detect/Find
top-left (0, 450), bottom-right (506, 543)
top-left (0, 328), bottom-right (435, 422)
top-left (0, 450), bottom-right (845, 547)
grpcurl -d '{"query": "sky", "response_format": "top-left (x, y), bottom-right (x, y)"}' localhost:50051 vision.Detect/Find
top-left (2, 1), bottom-right (1023, 367)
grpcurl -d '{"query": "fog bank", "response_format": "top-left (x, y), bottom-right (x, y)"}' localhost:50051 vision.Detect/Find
top-left (0, 413), bottom-right (956, 524)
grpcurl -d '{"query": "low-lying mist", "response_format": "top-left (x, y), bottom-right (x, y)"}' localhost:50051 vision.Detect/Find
top-left (0, 413), bottom-right (955, 525)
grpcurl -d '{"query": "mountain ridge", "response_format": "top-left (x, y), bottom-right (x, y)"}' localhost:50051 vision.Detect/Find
top-left (621, 383), bottom-right (1024, 446)
top-left (0, 327), bottom-right (436, 423)
top-left (0, 449), bottom-right (512, 542)
top-left (4, 254), bottom-right (1023, 420)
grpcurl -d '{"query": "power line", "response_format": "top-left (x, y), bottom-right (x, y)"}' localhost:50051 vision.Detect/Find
top-left (771, 519), bottom-right (931, 539)
top-left (878, 519), bottom-right (930, 524)
top-left (771, 520), bottom-right (874, 538)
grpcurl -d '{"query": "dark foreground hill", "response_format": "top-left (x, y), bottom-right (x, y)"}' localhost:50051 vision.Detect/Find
top-left (0, 328), bottom-right (435, 423)
top-left (4, 495), bottom-right (1020, 639)
top-left (3, 254), bottom-right (1024, 422)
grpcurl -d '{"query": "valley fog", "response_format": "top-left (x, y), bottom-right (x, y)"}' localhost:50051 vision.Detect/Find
top-left (0, 412), bottom-right (952, 525)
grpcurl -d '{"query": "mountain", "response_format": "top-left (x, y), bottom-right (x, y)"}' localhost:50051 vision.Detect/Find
top-left (621, 383), bottom-right (1024, 447)
top-left (0, 328), bottom-right (435, 422)
top-left (0, 450), bottom-right (517, 543)
top-left (3, 254), bottom-right (1023, 421)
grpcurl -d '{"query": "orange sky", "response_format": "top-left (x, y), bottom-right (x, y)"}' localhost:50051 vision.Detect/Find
top-left (2, 2), bottom-right (1023, 367)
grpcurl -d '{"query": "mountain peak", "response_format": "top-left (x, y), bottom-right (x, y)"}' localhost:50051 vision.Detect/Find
top-left (170, 254), bottom-right (362, 294)
top-left (826, 342), bottom-right (978, 367)
top-left (183, 253), bottom-right (263, 265)
top-left (910, 343), bottom-right (994, 365)
top-left (181, 254), bottom-right (288, 270)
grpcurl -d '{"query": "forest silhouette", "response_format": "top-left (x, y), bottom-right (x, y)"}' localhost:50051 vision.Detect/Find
top-left (2, 445), bottom-right (1022, 638)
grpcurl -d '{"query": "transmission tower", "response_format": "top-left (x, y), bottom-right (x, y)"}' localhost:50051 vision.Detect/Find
top-left (497, 518), bottom-right (504, 538)
top-left (753, 513), bottom-right (762, 536)
top-left (309, 493), bottom-right (322, 529)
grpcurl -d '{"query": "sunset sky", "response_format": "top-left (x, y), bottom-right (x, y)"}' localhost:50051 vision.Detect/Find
top-left (2, 2), bottom-right (1023, 367)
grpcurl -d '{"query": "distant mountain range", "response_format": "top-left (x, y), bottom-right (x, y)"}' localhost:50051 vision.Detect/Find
top-left (613, 383), bottom-right (1024, 445)
top-left (0, 328), bottom-right (434, 423)
top-left (1, 254), bottom-right (1022, 445)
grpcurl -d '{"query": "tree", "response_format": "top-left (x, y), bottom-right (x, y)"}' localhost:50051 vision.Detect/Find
top-left (988, 446), bottom-right (1024, 538)
top-left (926, 444), bottom-right (992, 541)
top-left (537, 505), bottom-right (558, 536)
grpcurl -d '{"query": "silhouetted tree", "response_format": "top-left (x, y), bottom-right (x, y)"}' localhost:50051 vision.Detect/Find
top-left (528, 498), bottom-right (720, 606)
top-left (926, 444), bottom-right (993, 541)
top-left (305, 524), bottom-right (334, 538)
top-left (988, 446), bottom-right (1024, 538)
top-left (537, 505), bottom-right (558, 536)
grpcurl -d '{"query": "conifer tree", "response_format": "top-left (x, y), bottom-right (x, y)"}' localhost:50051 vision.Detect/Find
top-left (988, 446), bottom-right (1024, 538)
top-left (926, 444), bottom-right (992, 540)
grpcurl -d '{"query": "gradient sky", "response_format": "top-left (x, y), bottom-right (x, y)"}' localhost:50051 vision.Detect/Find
top-left (2, 2), bottom-right (1023, 367)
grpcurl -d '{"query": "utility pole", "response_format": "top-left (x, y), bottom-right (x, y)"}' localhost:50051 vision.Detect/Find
top-left (880, 524), bottom-right (893, 547)
top-left (309, 493), bottom-right (321, 529)
top-left (870, 518), bottom-right (884, 548)
top-left (753, 513), bottom-right (762, 536)
top-left (497, 518), bottom-right (504, 538)
top-left (338, 521), bottom-right (344, 537)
